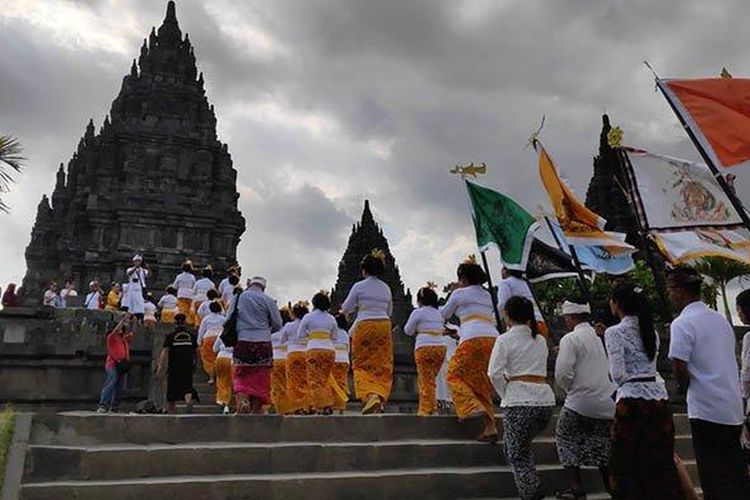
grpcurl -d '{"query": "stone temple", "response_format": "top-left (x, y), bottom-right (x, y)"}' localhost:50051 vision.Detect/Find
top-left (22, 1), bottom-right (245, 301)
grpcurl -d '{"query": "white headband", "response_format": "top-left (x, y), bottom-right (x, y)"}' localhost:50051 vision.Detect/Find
top-left (561, 300), bottom-right (591, 315)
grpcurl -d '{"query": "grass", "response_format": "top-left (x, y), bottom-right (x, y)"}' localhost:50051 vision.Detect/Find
top-left (0, 408), bottom-right (16, 492)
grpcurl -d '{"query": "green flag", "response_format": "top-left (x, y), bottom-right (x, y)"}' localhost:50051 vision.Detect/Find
top-left (465, 180), bottom-right (539, 271)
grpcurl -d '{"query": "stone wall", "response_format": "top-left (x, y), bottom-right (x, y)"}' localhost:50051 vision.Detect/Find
top-left (0, 308), bottom-right (169, 406)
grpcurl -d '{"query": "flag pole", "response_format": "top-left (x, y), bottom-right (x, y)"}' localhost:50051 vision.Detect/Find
top-left (542, 215), bottom-right (591, 300)
top-left (654, 79), bottom-right (750, 233)
top-left (479, 250), bottom-right (503, 328)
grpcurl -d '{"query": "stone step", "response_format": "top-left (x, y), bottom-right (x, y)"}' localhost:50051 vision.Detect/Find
top-left (19, 462), bottom-right (700, 500)
top-left (19, 465), bottom-right (608, 500)
top-left (29, 412), bottom-right (692, 446)
top-left (23, 435), bottom-right (696, 482)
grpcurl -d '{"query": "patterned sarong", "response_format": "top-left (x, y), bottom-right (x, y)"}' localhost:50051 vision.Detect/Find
top-left (214, 357), bottom-right (233, 405)
top-left (200, 336), bottom-right (219, 377)
top-left (609, 398), bottom-right (684, 499)
top-left (446, 337), bottom-right (495, 419)
top-left (177, 298), bottom-right (193, 325)
top-left (286, 351), bottom-right (310, 412)
top-left (332, 362), bottom-right (350, 411)
top-left (306, 349), bottom-right (336, 410)
top-left (191, 300), bottom-right (205, 327)
top-left (351, 319), bottom-right (393, 403)
top-left (415, 345), bottom-right (447, 416)
top-left (232, 340), bottom-right (273, 403)
top-left (161, 308), bottom-right (177, 324)
top-left (271, 359), bottom-right (291, 415)
top-left (555, 407), bottom-right (612, 467)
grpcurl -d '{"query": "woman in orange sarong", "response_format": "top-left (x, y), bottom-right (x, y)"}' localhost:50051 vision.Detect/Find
top-left (440, 257), bottom-right (499, 442)
top-left (212, 335), bottom-right (234, 414)
top-left (332, 313), bottom-right (351, 413)
top-left (173, 260), bottom-right (196, 325)
top-left (284, 302), bottom-right (310, 414)
top-left (404, 285), bottom-right (447, 416)
top-left (301, 292), bottom-right (343, 414)
top-left (270, 309), bottom-right (291, 415)
top-left (342, 249), bottom-right (393, 415)
top-left (197, 301), bottom-right (225, 383)
top-left (158, 286), bottom-right (179, 324)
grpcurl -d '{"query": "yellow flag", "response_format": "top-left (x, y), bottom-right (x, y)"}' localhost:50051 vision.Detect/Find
top-left (538, 145), bottom-right (635, 254)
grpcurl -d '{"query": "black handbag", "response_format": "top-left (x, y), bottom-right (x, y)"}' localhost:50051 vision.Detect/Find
top-left (116, 359), bottom-right (132, 374)
top-left (220, 295), bottom-right (239, 347)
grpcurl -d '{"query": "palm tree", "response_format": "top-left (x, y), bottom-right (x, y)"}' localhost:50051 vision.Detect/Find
top-left (0, 134), bottom-right (25, 213)
top-left (693, 256), bottom-right (750, 325)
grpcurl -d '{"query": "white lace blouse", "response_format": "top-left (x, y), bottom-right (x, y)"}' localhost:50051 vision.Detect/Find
top-left (604, 316), bottom-right (668, 402)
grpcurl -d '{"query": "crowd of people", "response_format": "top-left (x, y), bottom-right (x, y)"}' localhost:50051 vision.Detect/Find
top-left (21, 249), bottom-right (750, 499)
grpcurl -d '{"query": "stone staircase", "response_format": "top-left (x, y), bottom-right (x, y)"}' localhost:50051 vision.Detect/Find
top-left (18, 409), bottom-right (697, 500)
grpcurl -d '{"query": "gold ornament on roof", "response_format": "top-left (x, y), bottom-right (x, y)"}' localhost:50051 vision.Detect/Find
top-left (721, 67), bottom-right (732, 79)
top-left (449, 162), bottom-right (487, 178)
top-left (462, 254), bottom-right (478, 265)
top-left (426, 281), bottom-right (438, 290)
top-left (318, 289), bottom-right (330, 297)
top-left (295, 300), bottom-right (310, 309)
top-left (607, 126), bottom-right (624, 148)
top-left (370, 248), bottom-right (386, 263)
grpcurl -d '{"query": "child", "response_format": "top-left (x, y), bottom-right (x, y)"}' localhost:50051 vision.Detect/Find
top-left (212, 334), bottom-right (234, 414)
top-left (156, 313), bottom-right (198, 414)
top-left (197, 301), bottom-right (226, 384)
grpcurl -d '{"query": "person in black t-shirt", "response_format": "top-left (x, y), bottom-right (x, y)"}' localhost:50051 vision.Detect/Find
top-left (155, 313), bottom-right (198, 414)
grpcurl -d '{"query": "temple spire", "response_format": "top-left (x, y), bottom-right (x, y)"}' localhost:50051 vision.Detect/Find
top-left (361, 199), bottom-right (375, 226)
top-left (165, 1), bottom-right (177, 23)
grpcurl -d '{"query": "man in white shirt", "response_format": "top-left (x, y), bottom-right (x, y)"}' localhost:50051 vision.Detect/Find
top-left (84, 281), bottom-right (102, 310)
top-left (554, 301), bottom-right (615, 498)
top-left (667, 267), bottom-right (750, 499)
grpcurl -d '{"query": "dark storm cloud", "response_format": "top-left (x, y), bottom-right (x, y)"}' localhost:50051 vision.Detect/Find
top-left (2, 0), bottom-right (750, 300)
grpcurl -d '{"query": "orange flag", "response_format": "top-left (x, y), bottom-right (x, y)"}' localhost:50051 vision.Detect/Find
top-left (538, 145), bottom-right (635, 254)
top-left (658, 78), bottom-right (750, 169)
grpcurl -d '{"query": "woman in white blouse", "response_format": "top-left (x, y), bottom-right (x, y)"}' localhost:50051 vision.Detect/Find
top-left (734, 289), bottom-right (750, 476)
top-left (282, 302), bottom-right (310, 414)
top-left (341, 250), bottom-right (393, 414)
top-left (604, 282), bottom-right (683, 499)
top-left (404, 285), bottom-right (447, 416)
top-left (488, 296), bottom-right (554, 500)
top-left (440, 258), bottom-right (498, 441)
top-left (298, 292), bottom-right (341, 415)
top-left (172, 260), bottom-right (196, 324)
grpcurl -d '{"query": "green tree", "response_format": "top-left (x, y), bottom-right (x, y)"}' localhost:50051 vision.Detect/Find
top-left (692, 257), bottom-right (750, 325)
top-left (0, 135), bottom-right (25, 213)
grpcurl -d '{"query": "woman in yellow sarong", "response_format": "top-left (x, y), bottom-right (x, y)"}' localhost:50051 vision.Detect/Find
top-left (197, 301), bottom-right (225, 384)
top-left (332, 313), bottom-right (351, 413)
top-left (270, 307), bottom-right (291, 415)
top-left (440, 257), bottom-right (499, 442)
top-left (158, 286), bottom-right (179, 323)
top-left (300, 292), bottom-right (343, 414)
top-left (105, 283), bottom-right (122, 311)
top-left (212, 335), bottom-right (234, 414)
top-left (341, 249), bottom-right (393, 415)
top-left (192, 266), bottom-right (217, 326)
top-left (284, 301), bottom-right (310, 414)
top-left (173, 260), bottom-right (196, 325)
top-left (404, 285), bottom-right (447, 416)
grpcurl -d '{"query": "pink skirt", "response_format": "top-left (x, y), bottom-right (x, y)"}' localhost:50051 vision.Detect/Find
top-left (233, 366), bottom-right (271, 404)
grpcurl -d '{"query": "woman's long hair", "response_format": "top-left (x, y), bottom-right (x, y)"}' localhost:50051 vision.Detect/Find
top-left (504, 296), bottom-right (539, 338)
top-left (611, 282), bottom-right (657, 360)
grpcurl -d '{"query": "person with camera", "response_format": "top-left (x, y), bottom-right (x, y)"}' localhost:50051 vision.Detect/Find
top-left (123, 254), bottom-right (149, 321)
top-left (97, 314), bottom-right (134, 413)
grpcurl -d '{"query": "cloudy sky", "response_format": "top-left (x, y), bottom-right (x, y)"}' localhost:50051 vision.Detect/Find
top-left (2, 0), bottom-right (750, 302)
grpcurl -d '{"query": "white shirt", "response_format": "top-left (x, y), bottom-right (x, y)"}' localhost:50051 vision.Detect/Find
top-left (334, 328), bottom-right (350, 364)
top-left (605, 316), bottom-right (668, 402)
top-left (487, 325), bottom-right (555, 407)
top-left (197, 300), bottom-right (222, 320)
top-left (669, 301), bottom-right (744, 425)
top-left (157, 294), bottom-right (178, 310)
top-left (271, 331), bottom-right (287, 361)
top-left (43, 290), bottom-right (58, 307)
top-left (197, 312), bottom-right (226, 345)
top-left (218, 277), bottom-right (232, 297)
top-left (555, 323), bottom-right (615, 419)
top-left (282, 320), bottom-right (305, 354)
top-left (213, 336), bottom-right (233, 359)
top-left (404, 306), bottom-right (446, 350)
top-left (741, 331), bottom-right (750, 402)
top-left (60, 288), bottom-right (78, 307)
top-left (172, 272), bottom-right (196, 299)
top-left (143, 301), bottom-right (157, 320)
top-left (84, 291), bottom-right (101, 310)
top-left (440, 285), bottom-right (498, 344)
top-left (221, 285), bottom-right (236, 305)
top-left (193, 277), bottom-right (216, 302)
top-left (126, 267), bottom-right (147, 290)
top-left (341, 276), bottom-right (393, 327)
top-left (298, 309), bottom-right (337, 352)
top-left (497, 276), bottom-right (543, 322)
